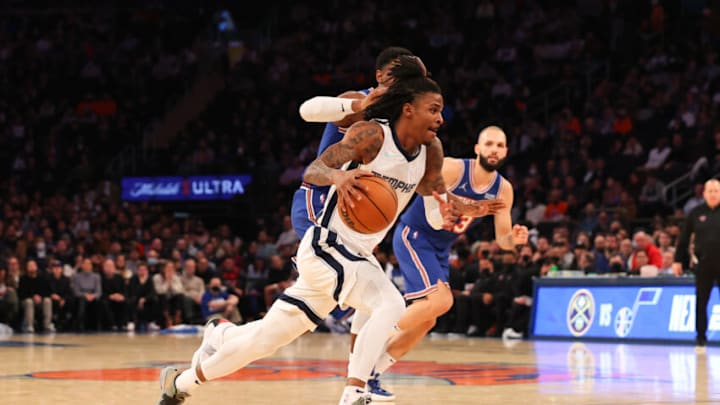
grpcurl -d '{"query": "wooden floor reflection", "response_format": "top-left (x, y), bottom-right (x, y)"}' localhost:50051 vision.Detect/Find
top-left (1, 331), bottom-right (718, 404)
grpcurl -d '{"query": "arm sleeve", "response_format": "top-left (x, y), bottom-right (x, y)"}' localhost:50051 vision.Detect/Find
top-left (298, 96), bottom-right (355, 122)
top-left (423, 194), bottom-right (447, 230)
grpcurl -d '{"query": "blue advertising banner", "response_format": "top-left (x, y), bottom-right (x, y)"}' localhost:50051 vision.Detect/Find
top-left (122, 175), bottom-right (252, 201)
top-left (531, 279), bottom-right (720, 342)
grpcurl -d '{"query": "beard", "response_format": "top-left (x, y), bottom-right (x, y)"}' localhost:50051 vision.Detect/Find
top-left (478, 154), bottom-right (505, 172)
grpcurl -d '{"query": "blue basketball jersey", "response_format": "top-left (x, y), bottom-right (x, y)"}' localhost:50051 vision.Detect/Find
top-left (398, 159), bottom-right (504, 250)
top-left (291, 88), bottom-right (372, 239)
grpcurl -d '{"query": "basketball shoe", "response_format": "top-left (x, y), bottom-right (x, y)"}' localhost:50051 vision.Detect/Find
top-left (191, 317), bottom-right (232, 370)
top-left (338, 386), bottom-right (372, 405)
top-left (367, 376), bottom-right (395, 401)
top-left (157, 367), bottom-right (190, 405)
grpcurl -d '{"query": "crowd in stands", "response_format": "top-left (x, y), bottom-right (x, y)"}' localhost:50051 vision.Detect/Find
top-left (0, 6), bottom-right (204, 195)
top-left (2, 1), bottom-right (719, 338)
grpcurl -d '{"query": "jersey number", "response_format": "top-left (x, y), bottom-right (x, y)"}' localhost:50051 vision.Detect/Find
top-left (452, 215), bottom-right (473, 234)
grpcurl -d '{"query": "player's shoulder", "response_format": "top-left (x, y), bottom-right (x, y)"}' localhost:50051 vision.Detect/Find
top-left (443, 156), bottom-right (465, 171)
top-left (498, 175), bottom-right (514, 195)
top-left (345, 119), bottom-right (385, 141)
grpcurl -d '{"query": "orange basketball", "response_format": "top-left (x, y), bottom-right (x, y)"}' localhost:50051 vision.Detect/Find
top-left (339, 176), bottom-right (398, 234)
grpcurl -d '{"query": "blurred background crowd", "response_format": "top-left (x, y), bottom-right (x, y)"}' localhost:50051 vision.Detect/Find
top-left (1, 0), bottom-right (718, 338)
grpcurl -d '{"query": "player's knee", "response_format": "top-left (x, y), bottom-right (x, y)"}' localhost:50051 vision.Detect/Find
top-left (422, 317), bottom-right (437, 332)
top-left (381, 291), bottom-right (406, 323)
top-left (429, 286), bottom-right (454, 316)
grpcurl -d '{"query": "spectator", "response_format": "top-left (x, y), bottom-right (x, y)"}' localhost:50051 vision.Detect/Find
top-left (543, 189), bottom-right (568, 222)
top-left (73, 258), bottom-right (102, 332)
top-left (656, 230), bottom-right (675, 254)
top-left (501, 245), bottom-right (538, 339)
top-left (554, 239), bottom-right (575, 270)
top-left (632, 250), bottom-right (659, 276)
top-left (263, 254), bottom-right (293, 310)
top-left (200, 276), bottom-right (241, 323)
top-left (619, 238), bottom-right (634, 268)
top-left (7, 257), bottom-right (21, 295)
top-left (153, 261), bottom-right (185, 328)
top-left (465, 258), bottom-right (501, 337)
top-left (591, 234), bottom-right (611, 273)
top-left (642, 137), bottom-right (671, 171)
top-left (683, 183), bottom-right (706, 215)
top-left (659, 251), bottom-right (675, 276)
top-left (180, 258), bottom-right (205, 324)
top-left (275, 215), bottom-right (300, 250)
top-left (100, 259), bottom-right (128, 331)
top-left (631, 231), bottom-right (663, 270)
top-left (0, 265), bottom-right (19, 326)
top-left (441, 246), bottom-right (478, 334)
top-left (244, 256), bottom-right (268, 321)
top-left (47, 260), bottom-right (74, 331)
top-left (195, 256), bottom-right (217, 285)
top-left (127, 262), bottom-right (160, 332)
top-left (255, 230), bottom-right (278, 260)
top-left (608, 254), bottom-right (627, 273)
top-left (638, 173), bottom-right (666, 216)
top-left (18, 260), bottom-right (53, 333)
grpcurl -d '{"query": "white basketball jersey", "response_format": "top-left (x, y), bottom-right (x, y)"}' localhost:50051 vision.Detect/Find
top-left (318, 119), bottom-right (427, 256)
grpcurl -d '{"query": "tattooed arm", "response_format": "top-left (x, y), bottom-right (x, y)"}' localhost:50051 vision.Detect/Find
top-left (416, 137), bottom-right (447, 196)
top-left (303, 120), bottom-right (384, 206)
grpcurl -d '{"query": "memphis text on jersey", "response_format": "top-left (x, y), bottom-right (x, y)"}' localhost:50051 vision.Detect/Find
top-left (371, 171), bottom-right (416, 193)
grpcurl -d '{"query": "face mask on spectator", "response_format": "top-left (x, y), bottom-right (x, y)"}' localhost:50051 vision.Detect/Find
top-left (211, 286), bottom-right (221, 293)
top-left (611, 263), bottom-right (624, 272)
top-left (148, 257), bottom-right (158, 265)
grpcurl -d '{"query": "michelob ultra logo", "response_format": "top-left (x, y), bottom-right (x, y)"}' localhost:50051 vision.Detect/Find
top-left (122, 175), bottom-right (252, 201)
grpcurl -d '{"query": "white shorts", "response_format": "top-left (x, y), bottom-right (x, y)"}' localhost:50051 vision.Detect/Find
top-left (275, 226), bottom-right (387, 331)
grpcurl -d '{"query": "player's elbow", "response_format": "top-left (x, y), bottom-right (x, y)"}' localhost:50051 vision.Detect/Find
top-left (298, 98), bottom-right (319, 122)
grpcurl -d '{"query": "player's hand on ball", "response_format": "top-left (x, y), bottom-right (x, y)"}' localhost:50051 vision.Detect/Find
top-left (333, 169), bottom-right (374, 208)
top-left (512, 224), bottom-right (529, 245)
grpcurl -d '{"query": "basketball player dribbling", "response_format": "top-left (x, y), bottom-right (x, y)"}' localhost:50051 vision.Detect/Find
top-left (157, 59), bottom-right (454, 405)
top-left (293, 47), bottom-right (423, 402)
top-left (372, 126), bottom-right (529, 379)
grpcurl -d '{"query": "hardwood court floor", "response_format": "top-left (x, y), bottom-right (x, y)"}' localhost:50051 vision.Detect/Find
top-left (1, 331), bottom-right (718, 405)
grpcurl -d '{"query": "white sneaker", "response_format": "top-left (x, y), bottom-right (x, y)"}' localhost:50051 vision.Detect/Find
top-left (191, 318), bottom-right (232, 370)
top-left (44, 324), bottom-right (56, 333)
top-left (127, 322), bottom-right (135, 332)
top-left (148, 322), bottom-right (161, 332)
top-left (502, 328), bottom-right (523, 340)
top-left (338, 387), bottom-right (371, 405)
